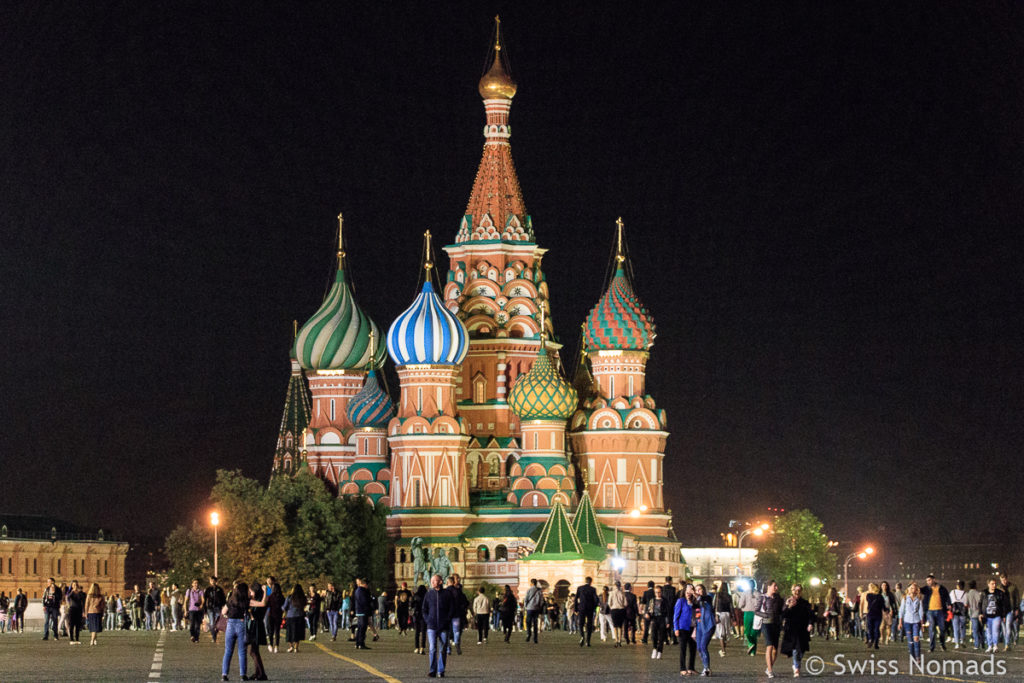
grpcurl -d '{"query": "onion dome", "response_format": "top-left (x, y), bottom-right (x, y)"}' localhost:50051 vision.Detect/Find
top-left (347, 369), bottom-right (394, 429)
top-left (584, 265), bottom-right (656, 351)
top-left (510, 345), bottom-right (578, 420)
top-left (478, 19), bottom-right (517, 99)
top-left (387, 281), bottom-right (469, 366)
top-left (294, 267), bottom-right (386, 371)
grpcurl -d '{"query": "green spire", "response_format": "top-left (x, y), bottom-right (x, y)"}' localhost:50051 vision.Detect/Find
top-left (271, 354), bottom-right (312, 479)
top-left (572, 490), bottom-right (606, 548)
top-left (528, 501), bottom-right (583, 557)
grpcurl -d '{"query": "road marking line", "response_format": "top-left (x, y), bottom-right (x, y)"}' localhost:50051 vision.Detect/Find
top-left (148, 631), bottom-right (167, 679)
top-left (314, 642), bottom-right (402, 683)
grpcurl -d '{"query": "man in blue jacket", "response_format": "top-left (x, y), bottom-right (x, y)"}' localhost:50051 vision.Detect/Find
top-left (353, 578), bottom-right (373, 649)
top-left (575, 576), bottom-right (598, 647)
top-left (423, 574), bottom-right (454, 677)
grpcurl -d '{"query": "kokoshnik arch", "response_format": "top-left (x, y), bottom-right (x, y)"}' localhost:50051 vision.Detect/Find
top-left (271, 19), bottom-right (682, 595)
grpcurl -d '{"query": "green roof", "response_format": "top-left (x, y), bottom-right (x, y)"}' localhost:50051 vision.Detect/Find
top-left (530, 501), bottom-right (583, 556)
top-left (572, 491), bottom-right (607, 547)
top-left (462, 521), bottom-right (542, 540)
top-left (271, 360), bottom-right (312, 478)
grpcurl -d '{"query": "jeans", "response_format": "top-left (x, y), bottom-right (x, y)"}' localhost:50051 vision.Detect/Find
top-left (697, 626), bottom-right (713, 670)
top-left (106, 611), bottom-right (116, 631)
top-left (207, 609), bottom-right (220, 639)
top-left (973, 616), bottom-right (985, 648)
top-left (904, 622), bottom-right (921, 659)
top-left (927, 610), bottom-right (945, 650)
top-left (355, 614), bottom-right (368, 647)
top-left (525, 610), bottom-right (540, 641)
top-left (43, 607), bottom-right (60, 639)
top-left (1002, 613), bottom-right (1015, 647)
top-left (792, 647), bottom-right (805, 671)
top-left (145, 610), bottom-right (156, 630)
top-left (866, 615), bottom-right (881, 647)
top-left (650, 618), bottom-right (665, 652)
top-left (222, 618), bottom-right (247, 677)
top-left (987, 616), bottom-right (1003, 648)
top-left (327, 610), bottom-right (339, 638)
top-left (427, 628), bottom-right (449, 675)
top-left (450, 617), bottom-right (462, 647)
top-left (952, 614), bottom-right (966, 644)
top-left (161, 605), bottom-right (172, 629)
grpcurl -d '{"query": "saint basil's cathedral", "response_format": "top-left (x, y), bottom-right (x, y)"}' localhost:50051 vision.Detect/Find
top-left (271, 21), bottom-right (683, 595)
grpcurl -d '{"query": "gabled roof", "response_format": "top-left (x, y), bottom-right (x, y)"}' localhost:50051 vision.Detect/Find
top-left (572, 490), bottom-right (607, 548)
top-left (531, 501), bottom-right (583, 556)
top-left (461, 521), bottom-right (543, 540)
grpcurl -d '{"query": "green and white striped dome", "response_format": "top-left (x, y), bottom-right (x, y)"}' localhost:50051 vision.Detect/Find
top-left (294, 268), bottom-right (386, 371)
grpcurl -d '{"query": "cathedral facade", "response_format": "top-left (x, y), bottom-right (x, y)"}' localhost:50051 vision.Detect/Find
top-left (272, 23), bottom-right (682, 596)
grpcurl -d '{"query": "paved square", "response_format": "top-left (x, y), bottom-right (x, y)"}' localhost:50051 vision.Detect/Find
top-left (0, 627), bottom-right (1021, 681)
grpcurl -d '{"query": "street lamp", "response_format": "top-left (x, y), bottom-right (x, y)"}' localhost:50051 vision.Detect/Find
top-left (843, 545), bottom-right (874, 600)
top-left (737, 523), bottom-right (770, 577)
top-left (613, 505), bottom-right (647, 576)
top-left (210, 511), bottom-right (220, 578)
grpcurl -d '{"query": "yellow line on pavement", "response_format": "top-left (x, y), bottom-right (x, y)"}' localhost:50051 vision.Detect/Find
top-left (314, 642), bottom-right (402, 683)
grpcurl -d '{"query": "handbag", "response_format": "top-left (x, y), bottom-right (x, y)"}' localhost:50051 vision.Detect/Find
top-left (752, 615), bottom-right (763, 630)
top-left (215, 615), bottom-right (228, 633)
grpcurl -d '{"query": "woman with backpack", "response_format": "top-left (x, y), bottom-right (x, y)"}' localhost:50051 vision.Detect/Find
top-left (949, 579), bottom-right (968, 649)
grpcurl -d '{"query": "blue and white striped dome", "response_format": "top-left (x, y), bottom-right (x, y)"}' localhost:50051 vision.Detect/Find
top-left (347, 370), bottom-right (394, 429)
top-left (387, 281), bottom-right (469, 366)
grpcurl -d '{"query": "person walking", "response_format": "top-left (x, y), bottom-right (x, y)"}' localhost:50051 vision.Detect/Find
top-left (880, 581), bottom-right (897, 644)
top-left (897, 582), bottom-right (924, 662)
top-left (412, 584), bottom-right (428, 654)
top-left (641, 580), bottom-right (656, 644)
top-left (396, 582), bottom-right (412, 636)
top-left (624, 582), bottom-right (639, 645)
top-left (575, 576), bottom-right (598, 647)
top-left (205, 577), bottom-right (226, 643)
top-left (694, 584), bottom-right (716, 676)
top-left (736, 582), bottom-right (762, 655)
top-left (446, 575), bottom-right (469, 655)
top-left (306, 584), bottom-right (321, 642)
top-left (84, 583), bottom-right (105, 646)
top-left (598, 585), bottom-right (612, 642)
top-left (965, 580), bottom-right (984, 650)
top-left (949, 580), bottom-right (968, 649)
top-left (423, 574), bottom-right (454, 678)
top-left (823, 587), bottom-right (840, 642)
top-left (473, 585), bottom-right (491, 644)
top-left (498, 585), bottom-right (517, 643)
top-left (756, 581), bottom-right (784, 679)
top-left (353, 578), bottom-right (373, 649)
top-left (981, 578), bottom-right (1010, 653)
top-left (220, 581), bottom-right (250, 681)
top-left (169, 583), bottom-right (182, 631)
top-left (42, 577), bottom-right (62, 640)
top-left (266, 580), bottom-right (284, 653)
top-left (673, 584), bottom-right (698, 675)
top-left (608, 581), bottom-right (628, 646)
top-left (863, 583), bottom-right (884, 649)
top-left (144, 582), bottom-right (159, 631)
top-left (324, 582), bottom-right (341, 642)
top-left (282, 584), bottom-right (307, 653)
top-left (663, 576), bottom-right (679, 645)
top-left (185, 579), bottom-right (205, 643)
top-left (14, 588), bottom-right (28, 633)
top-left (998, 574), bottom-right (1019, 651)
top-left (714, 582), bottom-right (733, 657)
top-left (524, 578), bottom-right (544, 644)
top-left (646, 584), bottom-right (669, 660)
top-left (65, 581), bottom-right (86, 644)
top-left (780, 584), bottom-right (814, 678)
top-left (920, 574), bottom-right (950, 652)
top-left (247, 581), bottom-right (269, 681)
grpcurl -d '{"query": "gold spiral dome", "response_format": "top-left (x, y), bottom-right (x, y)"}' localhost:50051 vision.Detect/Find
top-left (478, 48), bottom-right (517, 99)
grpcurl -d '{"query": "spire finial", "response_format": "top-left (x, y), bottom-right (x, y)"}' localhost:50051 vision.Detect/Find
top-left (336, 213), bottom-right (345, 266)
top-left (580, 322), bottom-right (588, 357)
top-left (539, 303), bottom-right (547, 342)
top-left (494, 15), bottom-right (501, 51)
top-left (293, 319), bottom-right (298, 339)
top-left (615, 217), bottom-right (625, 263)
top-left (424, 230), bottom-right (433, 272)
top-left (368, 329), bottom-right (377, 369)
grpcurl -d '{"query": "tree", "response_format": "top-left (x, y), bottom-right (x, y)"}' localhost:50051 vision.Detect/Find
top-left (163, 468), bottom-right (388, 591)
top-left (752, 509), bottom-right (836, 590)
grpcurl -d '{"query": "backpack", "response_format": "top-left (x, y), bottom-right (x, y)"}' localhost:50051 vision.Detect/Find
top-left (984, 592), bottom-right (1000, 617)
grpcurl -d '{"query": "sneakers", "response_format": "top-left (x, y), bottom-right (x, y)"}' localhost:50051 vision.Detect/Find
top-left (477, 641), bottom-right (482, 645)
top-left (766, 669), bottom-right (775, 679)
top-left (719, 650), bottom-right (725, 657)
top-left (700, 670), bottom-right (710, 677)
top-left (657, 651), bottom-right (663, 659)
top-left (652, 650), bottom-right (658, 659)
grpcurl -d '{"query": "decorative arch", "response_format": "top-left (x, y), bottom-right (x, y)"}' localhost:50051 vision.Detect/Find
top-left (624, 408), bottom-right (659, 430)
top-left (477, 545), bottom-right (490, 561)
top-left (588, 407), bottom-right (623, 430)
top-left (523, 463), bottom-right (546, 477)
top-left (494, 545), bottom-right (508, 561)
top-left (364, 481), bottom-right (386, 495)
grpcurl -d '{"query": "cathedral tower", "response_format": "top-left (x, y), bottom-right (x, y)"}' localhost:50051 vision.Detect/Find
top-left (270, 323), bottom-right (312, 478)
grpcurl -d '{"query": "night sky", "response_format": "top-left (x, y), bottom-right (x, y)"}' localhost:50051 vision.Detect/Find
top-left (2, 2), bottom-right (1021, 548)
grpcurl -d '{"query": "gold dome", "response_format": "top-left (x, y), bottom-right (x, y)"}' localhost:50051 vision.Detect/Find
top-left (478, 47), bottom-right (517, 99)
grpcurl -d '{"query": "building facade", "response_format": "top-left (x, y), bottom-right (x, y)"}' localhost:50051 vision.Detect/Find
top-left (273, 20), bottom-right (683, 593)
top-left (0, 515), bottom-right (128, 599)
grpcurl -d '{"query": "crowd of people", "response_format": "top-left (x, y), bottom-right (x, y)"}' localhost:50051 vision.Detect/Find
top-left (3, 570), bottom-right (1019, 679)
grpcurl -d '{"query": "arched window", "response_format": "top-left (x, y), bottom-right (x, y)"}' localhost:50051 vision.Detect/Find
top-left (648, 547), bottom-right (655, 561)
top-left (449, 547), bottom-right (460, 562)
top-left (477, 545), bottom-right (490, 561)
top-left (399, 549), bottom-right (407, 564)
top-left (495, 545), bottom-right (508, 561)
top-left (658, 548), bottom-right (666, 561)
top-left (637, 546), bottom-right (644, 561)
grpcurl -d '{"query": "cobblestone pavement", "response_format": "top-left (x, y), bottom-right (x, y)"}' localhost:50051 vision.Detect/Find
top-left (1, 627), bottom-right (1021, 681)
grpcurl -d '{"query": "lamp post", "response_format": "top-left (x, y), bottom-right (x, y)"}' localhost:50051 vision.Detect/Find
top-left (843, 546), bottom-right (874, 600)
top-left (210, 511), bottom-right (220, 578)
top-left (613, 505), bottom-right (647, 577)
top-left (737, 523), bottom-right (770, 577)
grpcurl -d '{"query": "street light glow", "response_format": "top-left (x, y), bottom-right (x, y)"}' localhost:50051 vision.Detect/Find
top-left (857, 552), bottom-right (867, 559)
top-left (864, 546), bottom-right (874, 555)
top-left (210, 511), bottom-right (220, 526)
top-left (753, 527), bottom-right (763, 536)
top-left (810, 577), bottom-right (821, 586)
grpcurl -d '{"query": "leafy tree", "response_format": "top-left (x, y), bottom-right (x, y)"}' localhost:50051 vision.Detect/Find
top-left (752, 509), bottom-right (837, 590)
top-left (163, 521), bottom-right (216, 587)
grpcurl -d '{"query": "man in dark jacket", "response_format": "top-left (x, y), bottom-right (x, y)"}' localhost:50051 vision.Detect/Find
top-left (203, 577), bottom-right (225, 643)
top-left (446, 574), bottom-right (469, 655)
top-left (423, 574), bottom-right (454, 677)
top-left (921, 574), bottom-right (950, 652)
top-left (575, 576), bottom-right (598, 647)
top-left (41, 577), bottom-right (62, 640)
top-left (998, 574), bottom-right (1020, 651)
top-left (353, 579), bottom-right (373, 649)
top-left (641, 580), bottom-right (656, 643)
top-left (662, 577), bottom-right (679, 644)
top-left (324, 582), bottom-right (341, 641)
top-left (14, 588), bottom-right (28, 633)
top-left (624, 582), bottom-right (639, 644)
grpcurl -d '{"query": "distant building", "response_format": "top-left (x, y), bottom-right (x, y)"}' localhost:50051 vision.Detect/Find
top-left (845, 542), bottom-right (1022, 586)
top-left (682, 547), bottom-right (758, 591)
top-left (0, 514), bottom-right (128, 599)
